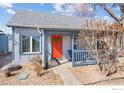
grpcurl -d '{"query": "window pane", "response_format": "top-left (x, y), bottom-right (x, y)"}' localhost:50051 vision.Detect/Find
top-left (74, 44), bottom-right (77, 49)
top-left (32, 36), bottom-right (40, 52)
top-left (22, 36), bottom-right (30, 52)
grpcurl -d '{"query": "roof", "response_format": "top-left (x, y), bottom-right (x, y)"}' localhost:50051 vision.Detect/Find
top-left (7, 10), bottom-right (87, 30)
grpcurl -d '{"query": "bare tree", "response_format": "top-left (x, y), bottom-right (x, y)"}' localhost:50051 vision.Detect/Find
top-left (119, 3), bottom-right (124, 16)
top-left (72, 3), bottom-right (95, 17)
top-left (79, 19), bottom-right (121, 76)
top-left (95, 4), bottom-right (124, 24)
top-left (74, 3), bottom-right (124, 76)
top-left (91, 3), bottom-right (124, 59)
top-left (95, 4), bottom-right (124, 50)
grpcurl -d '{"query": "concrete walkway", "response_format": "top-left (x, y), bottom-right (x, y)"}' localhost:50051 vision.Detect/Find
top-left (50, 62), bottom-right (81, 85)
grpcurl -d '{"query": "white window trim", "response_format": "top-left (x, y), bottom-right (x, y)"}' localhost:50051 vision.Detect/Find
top-left (21, 35), bottom-right (41, 54)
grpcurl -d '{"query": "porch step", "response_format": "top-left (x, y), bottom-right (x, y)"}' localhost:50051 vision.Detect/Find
top-left (48, 58), bottom-right (69, 68)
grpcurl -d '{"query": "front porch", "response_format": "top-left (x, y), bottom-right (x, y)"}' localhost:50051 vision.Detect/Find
top-left (41, 30), bottom-right (97, 69)
top-left (41, 30), bottom-right (75, 69)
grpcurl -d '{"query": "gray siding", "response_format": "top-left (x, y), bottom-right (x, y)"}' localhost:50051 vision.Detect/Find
top-left (13, 27), bottom-right (42, 64)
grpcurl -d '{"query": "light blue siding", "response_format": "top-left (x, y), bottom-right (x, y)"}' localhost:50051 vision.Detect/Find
top-left (12, 27), bottom-right (81, 68)
top-left (13, 27), bottom-right (42, 64)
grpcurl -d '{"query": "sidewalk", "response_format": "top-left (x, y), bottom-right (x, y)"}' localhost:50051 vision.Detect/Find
top-left (50, 62), bottom-right (81, 85)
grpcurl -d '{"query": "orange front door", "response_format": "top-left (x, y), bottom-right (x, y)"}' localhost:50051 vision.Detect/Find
top-left (52, 35), bottom-right (62, 58)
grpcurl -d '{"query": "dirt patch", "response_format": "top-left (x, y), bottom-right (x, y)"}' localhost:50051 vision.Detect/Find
top-left (0, 62), bottom-right (63, 85)
top-left (69, 65), bottom-right (105, 85)
top-left (68, 61), bottom-right (124, 85)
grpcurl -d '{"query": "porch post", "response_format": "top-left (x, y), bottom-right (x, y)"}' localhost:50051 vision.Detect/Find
top-left (72, 32), bottom-right (74, 66)
top-left (42, 30), bottom-right (48, 70)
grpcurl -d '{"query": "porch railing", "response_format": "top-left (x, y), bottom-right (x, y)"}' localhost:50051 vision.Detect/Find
top-left (72, 49), bottom-right (116, 66)
top-left (72, 50), bottom-right (96, 66)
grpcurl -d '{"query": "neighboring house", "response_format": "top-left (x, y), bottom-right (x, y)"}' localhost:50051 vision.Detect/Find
top-left (7, 11), bottom-right (98, 69)
top-left (0, 30), bottom-right (12, 53)
top-left (0, 30), bottom-right (8, 53)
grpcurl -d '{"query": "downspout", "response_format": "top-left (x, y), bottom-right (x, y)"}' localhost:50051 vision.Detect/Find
top-left (36, 27), bottom-right (42, 59)
top-left (36, 27), bottom-right (48, 69)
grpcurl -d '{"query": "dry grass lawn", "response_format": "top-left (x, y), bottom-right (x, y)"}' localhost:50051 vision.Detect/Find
top-left (0, 62), bottom-right (63, 85)
top-left (68, 57), bottom-right (124, 85)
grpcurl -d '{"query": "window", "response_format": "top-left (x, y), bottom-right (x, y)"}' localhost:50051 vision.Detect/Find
top-left (32, 36), bottom-right (40, 52)
top-left (21, 36), bottom-right (41, 53)
top-left (22, 36), bottom-right (30, 52)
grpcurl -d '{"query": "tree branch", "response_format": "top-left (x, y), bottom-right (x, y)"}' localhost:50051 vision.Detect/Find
top-left (98, 4), bottom-right (121, 23)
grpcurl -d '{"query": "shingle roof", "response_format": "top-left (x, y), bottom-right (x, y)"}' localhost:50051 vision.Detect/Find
top-left (7, 10), bottom-right (86, 30)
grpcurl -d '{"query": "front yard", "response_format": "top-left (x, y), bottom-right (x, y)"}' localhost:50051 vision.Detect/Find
top-left (1, 53), bottom-right (124, 85)
top-left (0, 62), bottom-right (63, 85)
top-left (68, 57), bottom-right (124, 85)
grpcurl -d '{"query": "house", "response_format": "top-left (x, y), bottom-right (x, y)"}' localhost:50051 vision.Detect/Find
top-left (0, 30), bottom-right (8, 53)
top-left (0, 30), bottom-right (12, 53)
top-left (7, 10), bottom-right (107, 69)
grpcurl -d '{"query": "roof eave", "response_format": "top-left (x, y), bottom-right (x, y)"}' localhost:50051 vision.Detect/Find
top-left (6, 24), bottom-right (81, 31)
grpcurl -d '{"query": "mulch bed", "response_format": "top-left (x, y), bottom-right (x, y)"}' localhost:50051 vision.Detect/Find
top-left (0, 62), bottom-right (63, 85)
top-left (68, 58), bottom-right (124, 85)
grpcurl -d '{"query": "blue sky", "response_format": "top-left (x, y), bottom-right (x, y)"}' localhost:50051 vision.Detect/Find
top-left (0, 3), bottom-right (121, 34)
